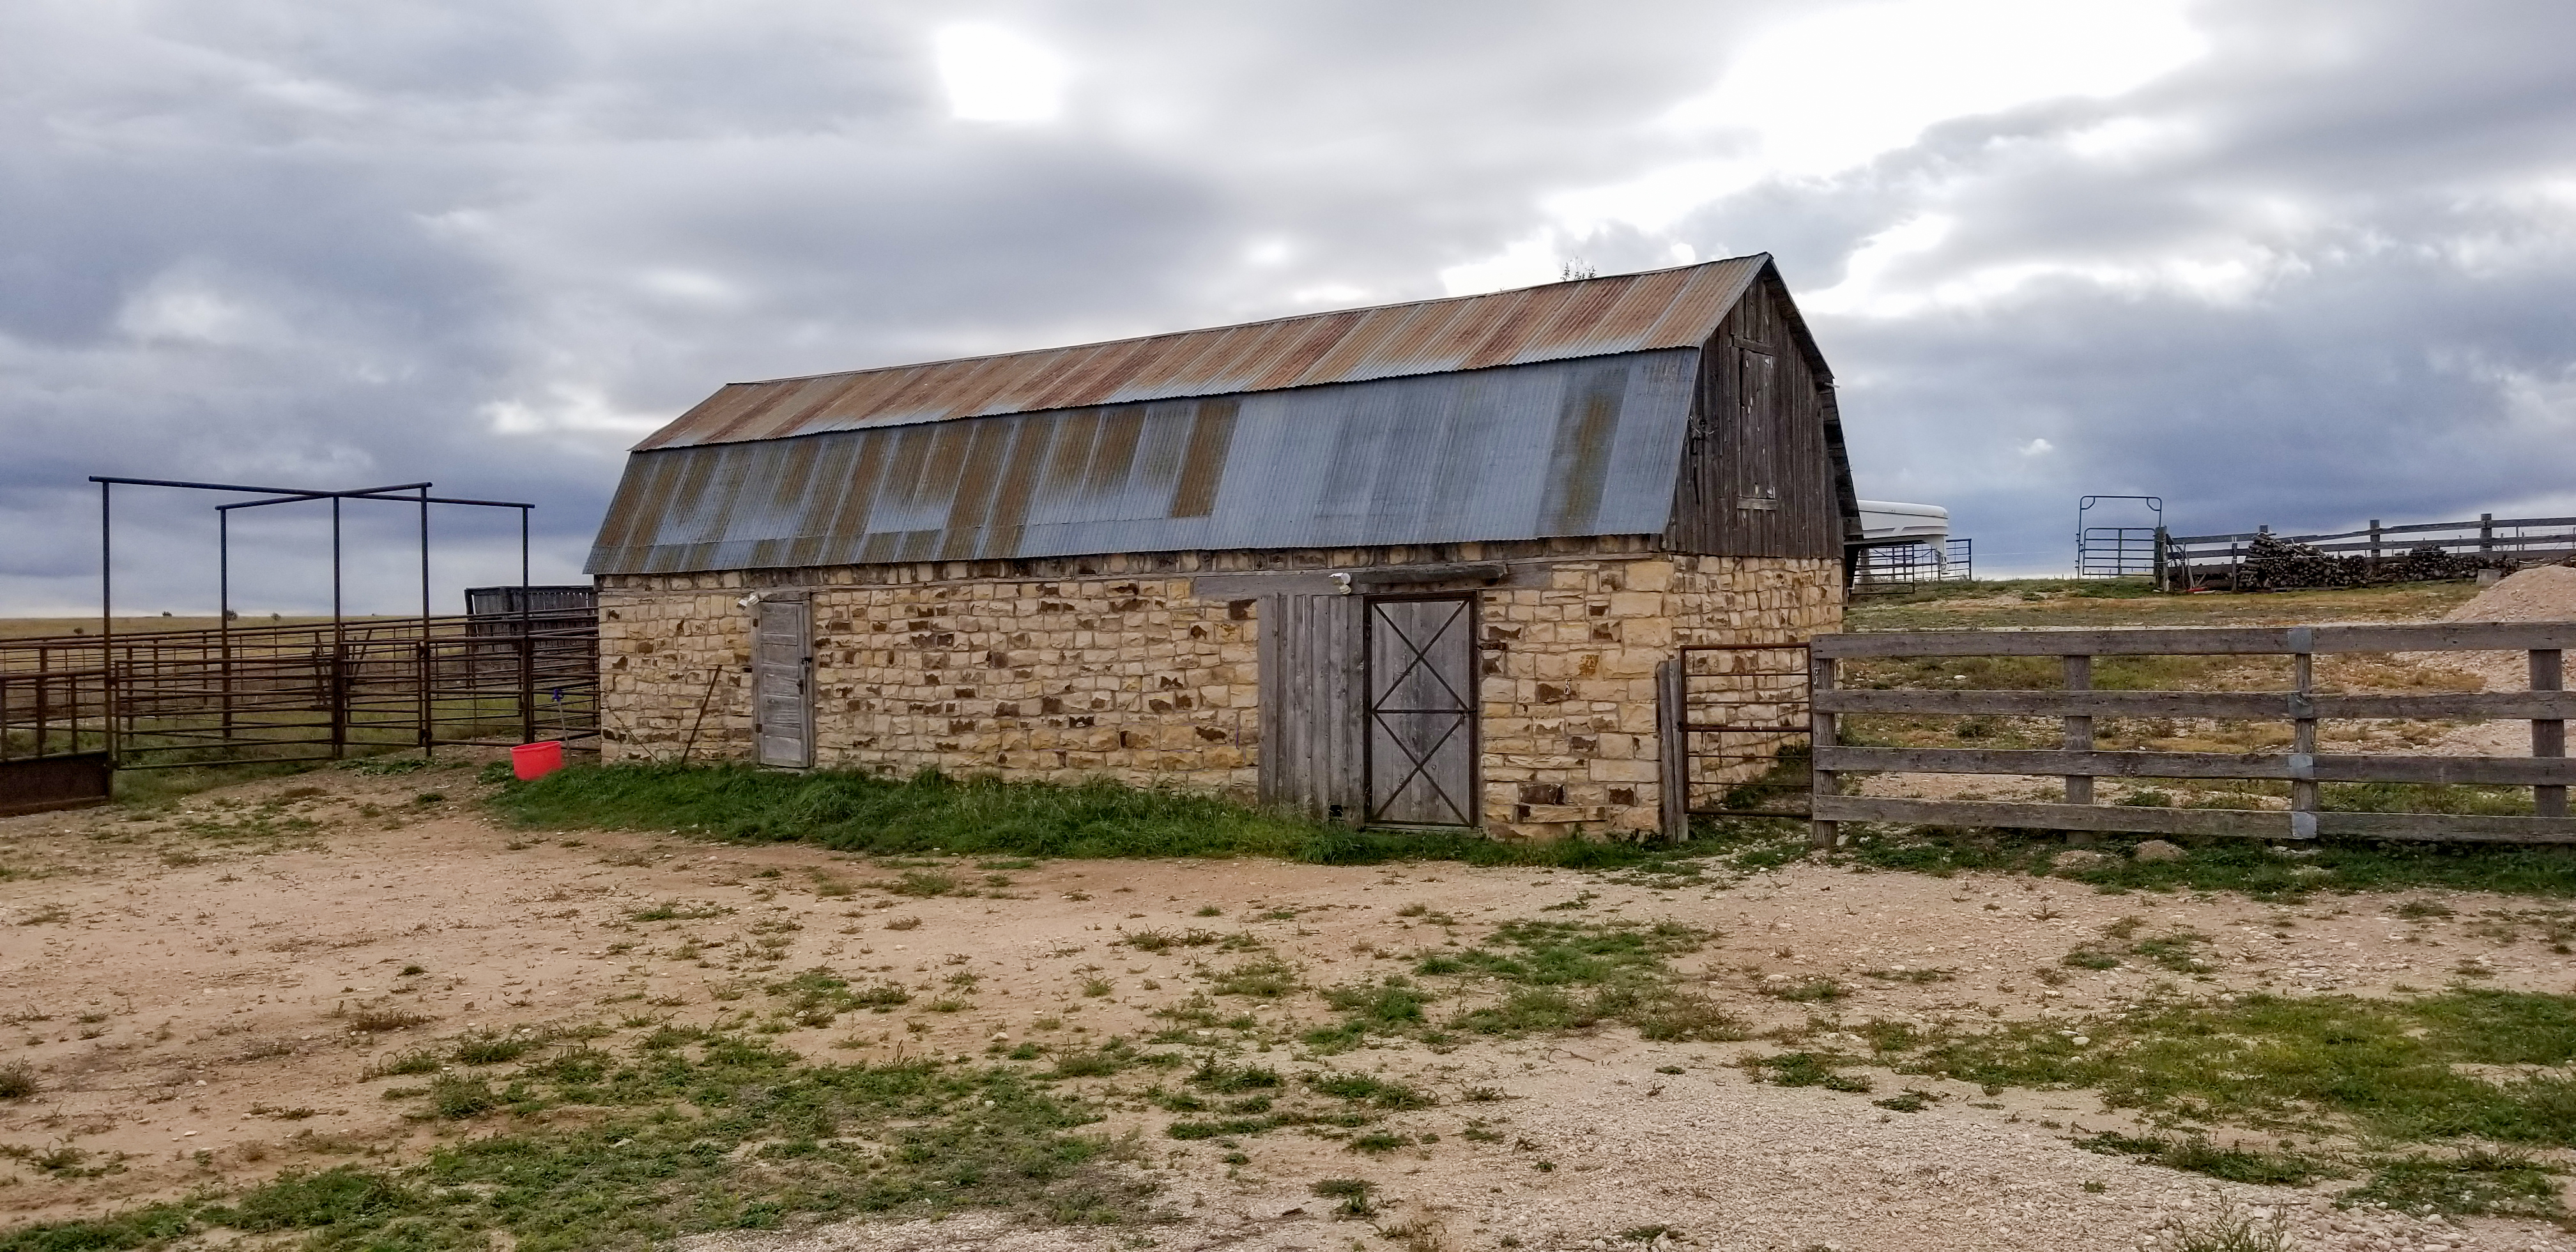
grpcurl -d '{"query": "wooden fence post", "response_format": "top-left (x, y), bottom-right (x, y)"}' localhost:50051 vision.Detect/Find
top-left (1809, 652), bottom-right (1838, 850)
top-left (2290, 627), bottom-right (2318, 840)
top-left (1656, 659), bottom-right (1688, 844)
top-left (2064, 655), bottom-right (2096, 845)
top-left (2538, 648), bottom-right (2567, 820)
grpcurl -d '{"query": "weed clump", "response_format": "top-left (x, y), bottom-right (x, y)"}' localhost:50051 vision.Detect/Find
top-left (2075, 1132), bottom-right (2334, 1186)
top-left (1744, 1051), bottom-right (1871, 1092)
top-left (2347, 1149), bottom-right (2564, 1218)
top-left (1310, 1178), bottom-right (1374, 1218)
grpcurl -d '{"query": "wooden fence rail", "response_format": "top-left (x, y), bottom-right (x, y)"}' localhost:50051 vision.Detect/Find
top-left (2163, 514), bottom-right (2576, 584)
top-left (1806, 621), bottom-right (2570, 848)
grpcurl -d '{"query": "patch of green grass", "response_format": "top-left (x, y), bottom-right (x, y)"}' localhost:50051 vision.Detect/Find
top-left (0, 1202), bottom-right (198, 1252)
top-left (452, 1034), bottom-right (537, 1066)
top-left (765, 966), bottom-right (909, 1023)
top-left (1745, 1051), bottom-right (1870, 1093)
top-left (1896, 988), bottom-right (2576, 1146)
top-left (2074, 1133), bottom-right (2336, 1186)
top-left (1429, 919), bottom-right (1705, 986)
top-left (884, 869), bottom-right (958, 897)
top-left (1305, 1073), bottom-right (1434, 1110)
top-left (1165, 1118), bottom-right (1271, 1140)
top-left (2346, 1149), bottom-right (2564, 1218)
top-left (0, 1064), bottom-right (36, 1101)
top-left (1190, 1063), bottom-right (1282, 1093)
top-left (0, 1031), bottom-right (1145, 1252)
top-left (1303, 978), bottom-right (1432, 1052)
top-left (489, 764), bottom-right (1706, 871)
top-left (427, 1074), bottom-right (500, 1119)
top-left (362, 1049), bottom-right (443, 1080)
top-left (1416, 919), bottom-right (1744, 1042)
top-left (1310, 1177), bottom-right (1374, 1218)
top-left (1120, 928), bottom-right (1223, 954)
top-left (627, 901), bottom-right (730, 922)
top-left (1823, 822), bottom-right (2576, 901)
top-left (2166, 1211), bottom-right (2292, 1252)
top-left (1763, 978), bottom-right (1846, 1003)
top-left (1450, 987), bottom-right (1593, 1035)
top-left (1206, 957), bottom-right (1298, 998)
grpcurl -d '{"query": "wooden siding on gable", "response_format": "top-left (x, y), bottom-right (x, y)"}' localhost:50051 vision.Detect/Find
top-left (1664, 274), bottom-right (1850, 559)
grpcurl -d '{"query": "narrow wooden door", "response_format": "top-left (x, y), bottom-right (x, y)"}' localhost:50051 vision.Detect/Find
top-left (751, 599), bottom-right (812, 768)
top-left (1365, 595), bottom-right (1477, 826)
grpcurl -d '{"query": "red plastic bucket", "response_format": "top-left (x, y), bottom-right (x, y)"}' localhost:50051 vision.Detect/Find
top-left (511, 741), bottom-right (564, 781)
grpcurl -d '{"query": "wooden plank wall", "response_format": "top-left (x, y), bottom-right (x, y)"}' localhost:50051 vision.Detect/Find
top-left (1258, 593), bottom-right (1367, 821)
top-left (1667, 275), bottom-right (1845, 558)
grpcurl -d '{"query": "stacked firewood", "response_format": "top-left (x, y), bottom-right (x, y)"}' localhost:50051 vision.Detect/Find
top-left (2229, 533), bottom-right (2509, 590)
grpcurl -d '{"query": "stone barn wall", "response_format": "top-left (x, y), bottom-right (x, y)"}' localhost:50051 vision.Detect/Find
top-left (595, 542), bottom-right (1839, 841)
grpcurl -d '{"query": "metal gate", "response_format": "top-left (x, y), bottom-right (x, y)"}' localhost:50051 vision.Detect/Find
top-left (1365, 595), bottom-right (1478, 826)
top-left (751, 599), bottom-right (813, 768)
top-left (2077, 494), bottom-right (2164, 578)
top-left (1666, 642), bottom-right (1811, 821)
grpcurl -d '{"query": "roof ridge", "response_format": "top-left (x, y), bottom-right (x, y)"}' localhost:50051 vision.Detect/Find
top-left (725, 253), bottom-right (1772, 388)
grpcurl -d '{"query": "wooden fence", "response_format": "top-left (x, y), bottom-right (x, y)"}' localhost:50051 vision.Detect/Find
top-left (1, 611), bottom-right (597, 813)
top-left (2164, 514), bottom-right (2576, 584)
top-left (1806, 622), bottom-right (2572, 848)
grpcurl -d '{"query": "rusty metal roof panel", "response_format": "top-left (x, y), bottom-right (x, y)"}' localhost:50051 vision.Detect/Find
top-left (588, 347), bottom-right (1700, 575)
top-left (634, 255), bottom-right (1767, 450)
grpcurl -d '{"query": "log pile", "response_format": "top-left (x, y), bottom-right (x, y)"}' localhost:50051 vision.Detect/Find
top-left (2228, 534), bottom-right (2512, 590)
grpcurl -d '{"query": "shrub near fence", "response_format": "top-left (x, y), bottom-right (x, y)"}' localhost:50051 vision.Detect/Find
top-left (1806, 622), bottom-right (2572, 848)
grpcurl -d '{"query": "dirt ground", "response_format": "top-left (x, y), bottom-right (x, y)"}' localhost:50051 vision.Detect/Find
top-left (6, 760), bottom-right (2575, 1252)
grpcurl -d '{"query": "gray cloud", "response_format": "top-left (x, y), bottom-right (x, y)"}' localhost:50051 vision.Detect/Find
top-left (3, 0), bottom-right (2572, 611)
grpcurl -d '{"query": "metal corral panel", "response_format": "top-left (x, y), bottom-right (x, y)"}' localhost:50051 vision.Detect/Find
top-left (588, 350), bottom-right (1697, 575)
top-left (634, 257), bottom-right (1765, 451)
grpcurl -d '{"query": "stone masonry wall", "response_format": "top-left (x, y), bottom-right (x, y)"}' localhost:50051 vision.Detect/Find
top-left (1476, 554), bottom-right (1841, 840)
top-left (598, 575), bottom-right (1259, 794)
top-left (596, 544), bottom-right (1841, 841)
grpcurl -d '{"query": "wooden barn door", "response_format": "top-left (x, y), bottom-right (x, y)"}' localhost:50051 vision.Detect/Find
top-left (1259, 595), bottom-right (1365, 821)
top-left (1365, 595), bottom-right (1478, 827)
top-left (751, 599), bottom-right (813, 768)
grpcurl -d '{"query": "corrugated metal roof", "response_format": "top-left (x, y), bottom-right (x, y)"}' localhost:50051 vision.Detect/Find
top-left (588, 349), bottom-right (1698, 575)
top-left (632, 255), bottom-right (1768, 451)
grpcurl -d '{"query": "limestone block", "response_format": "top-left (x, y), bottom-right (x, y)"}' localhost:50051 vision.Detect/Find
top-left (1588, 758), bottom-right (1659, 784)
top-left (1622, 560), bottom-right (1675, 592)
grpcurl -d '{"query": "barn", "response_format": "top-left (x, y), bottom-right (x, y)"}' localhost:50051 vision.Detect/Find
top-left (586, 254), bottom-right (1857, 840)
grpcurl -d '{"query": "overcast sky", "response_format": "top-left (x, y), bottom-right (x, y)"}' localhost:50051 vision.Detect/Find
top-left (5, 0), bottom-right (2573, 613)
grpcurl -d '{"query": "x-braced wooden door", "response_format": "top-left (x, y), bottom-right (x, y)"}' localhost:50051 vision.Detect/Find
top-left (1365, 595), bottom-right (1478, 826)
